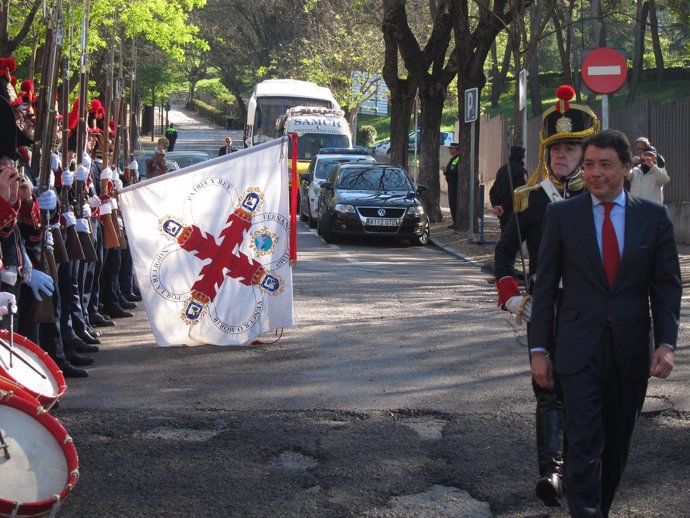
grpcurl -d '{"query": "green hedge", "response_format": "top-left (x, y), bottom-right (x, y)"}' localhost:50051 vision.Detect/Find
top-left (357, 125), bottom-right (377, 147)
top-left (190, 98), bottom-right (227, 127)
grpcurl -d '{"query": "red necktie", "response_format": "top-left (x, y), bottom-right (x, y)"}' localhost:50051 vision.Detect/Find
top-left (601, 202), bottom-right (620, 287)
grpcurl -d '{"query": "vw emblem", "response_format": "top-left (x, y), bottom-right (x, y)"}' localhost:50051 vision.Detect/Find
top-left (377, 208), bottom-right (386, 217)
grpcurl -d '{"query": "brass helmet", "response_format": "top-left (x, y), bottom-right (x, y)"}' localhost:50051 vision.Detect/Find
top-left (526, 85), bottom-right (600, 186)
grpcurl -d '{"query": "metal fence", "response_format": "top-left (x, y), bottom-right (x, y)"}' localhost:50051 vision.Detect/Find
top-left (480, 97), bottom-right (690, 203)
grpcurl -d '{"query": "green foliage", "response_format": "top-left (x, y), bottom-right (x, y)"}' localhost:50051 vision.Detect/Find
top-left (190, 98), bottom-right (226, 126)
top-left (357, 125), bottom-right (377, 147)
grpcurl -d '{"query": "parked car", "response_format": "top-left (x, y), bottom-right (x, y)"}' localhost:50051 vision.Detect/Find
top-left (164, 150), bottom-right (210, 169)
top-left (299, 147), bottom-right (377, 228)
top-left (409, 130), bottom-right (455, 151)
top-left (317, 163), bottom-right (430, 246)
top-left (135, 152), bottom-right (180, 179)
top-left (374, 130), bottom-right (454, 159)
top-left (373, 139), bottom-right (391, 159)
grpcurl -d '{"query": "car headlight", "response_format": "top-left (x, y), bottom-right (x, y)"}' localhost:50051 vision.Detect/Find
top-left (407, 205), bottom-right (425, 217)
top-left (334, 203), bottom-right (356, 214)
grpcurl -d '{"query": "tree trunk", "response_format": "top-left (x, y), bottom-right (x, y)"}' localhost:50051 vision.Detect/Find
top-left (490, 39), bottom-right (512, 108)
top-left (627, 0), bottom-right (648, 104)
top-left (648, 0), bottom-right (665, 85)
top-left (417, 83), bottom-right (446, 223)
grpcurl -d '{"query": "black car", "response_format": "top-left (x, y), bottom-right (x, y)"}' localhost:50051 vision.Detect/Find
top-left (317, 163), bottom-right (430, 246)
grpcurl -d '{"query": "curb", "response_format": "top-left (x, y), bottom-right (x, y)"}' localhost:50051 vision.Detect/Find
top-left (429, 235), bottom-right (484, 268)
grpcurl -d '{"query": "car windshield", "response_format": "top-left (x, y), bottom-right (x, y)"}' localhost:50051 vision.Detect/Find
top-left (315, 157), bottom-right (375, 180)
top-left (337, 167), bottom-right (413, 191)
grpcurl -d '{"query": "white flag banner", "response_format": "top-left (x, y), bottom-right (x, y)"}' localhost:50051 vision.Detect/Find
top-left (118, 138), bottom-right (293, 346)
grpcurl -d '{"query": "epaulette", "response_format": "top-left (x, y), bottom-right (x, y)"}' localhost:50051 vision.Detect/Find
top-left (513, 183), bottom-right (543, 213)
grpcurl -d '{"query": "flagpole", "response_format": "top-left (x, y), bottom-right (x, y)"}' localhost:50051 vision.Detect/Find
top-left (288, 133), bottom-right (298, 264)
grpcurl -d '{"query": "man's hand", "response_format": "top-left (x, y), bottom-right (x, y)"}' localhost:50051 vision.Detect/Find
top-left (492, 205), bottom-right (504, 218)
top-left (650, 347), bottom-right (674, 379)
top-left (530, 352), bottom-right (554, 390)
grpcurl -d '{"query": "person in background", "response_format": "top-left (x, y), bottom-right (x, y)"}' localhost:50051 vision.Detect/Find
top-left (127, 153), bottom-right (139, 184)
top-left (489, 145), bottom-right (527, 234)
top-left (628, 143), bottom-right (669, 204)
top-left (218, 136), bottom-right (238, 156)
top-left (442, 142), bottom-right (460, 229)
top-left (165, 123), bottom-right (178, 151)
top-left (529, 129), bottom-right (681, 518)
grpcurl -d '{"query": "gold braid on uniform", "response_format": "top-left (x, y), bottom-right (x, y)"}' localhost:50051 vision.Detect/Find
top-left (549, 170), bottom-right (585, 193)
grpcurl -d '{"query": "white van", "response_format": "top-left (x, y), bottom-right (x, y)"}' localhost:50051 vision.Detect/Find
top-left (278, 106), bottom-right (352, 165)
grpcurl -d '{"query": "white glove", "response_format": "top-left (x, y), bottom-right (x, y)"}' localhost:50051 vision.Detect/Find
top-left (50, 153), bottom-right (60, 173)
top-left (113, 175), bottom-right (123, 190)
top-left (75, 165), bottom-right (89, 181)
top-left (37, 189), bottom-right (57, 211)
top-left (100, 167), bottom-right (113, 181)
top-left (82, 203), bottom-right (92, 218)
top-left (110, 197), bottom-right (119, 210)
top-left (76, 218), bottom-right (90, 233)
top-left (505, 295), bottom-right (532, 322)
top-left (81, 153), bottom-right (92, 170)
top-left (62, 211), bottom-right (77, 227)
top-left (62, 170), bottom-right (74, 187)
top-left (0, 292), bottom-right (17, 316)
top-left (88, 195), bottom-right (101, 209)
top-left (28, 269), bottom-right (54, 302)
top-left (99, 200), bottom-right (112, 216)
top-left (45, 229), bottom-right (54, 252)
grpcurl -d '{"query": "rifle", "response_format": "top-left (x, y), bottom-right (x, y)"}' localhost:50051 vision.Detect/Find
top-left (100, 44), bottom-right (121, 250)
top-left (30, 0), bottom-right (64, 323)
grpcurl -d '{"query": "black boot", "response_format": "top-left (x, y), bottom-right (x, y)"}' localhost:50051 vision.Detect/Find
top-left (535, 393), bottom-right (565, 507)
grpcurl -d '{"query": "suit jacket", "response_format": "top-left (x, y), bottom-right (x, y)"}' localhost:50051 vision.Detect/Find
top-left (218, 145), bottom-right (237, 156)
top-left (530, 192), bottom-right (681, 380)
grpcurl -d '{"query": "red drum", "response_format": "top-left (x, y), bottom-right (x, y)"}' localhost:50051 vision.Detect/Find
top-left (0, 392), bottom-right (79, 517)
top-left (0, 330), bottom-right (66, 410)
top-left (0, 374), bottom-right (39, 406)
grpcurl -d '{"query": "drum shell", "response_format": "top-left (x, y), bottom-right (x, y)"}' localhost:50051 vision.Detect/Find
top-left (0, 330), bottom-right (67, 409)
top-left (0, 375), bottom-right (40, 406)
top-left (0, 393), bottom-right (79, 517)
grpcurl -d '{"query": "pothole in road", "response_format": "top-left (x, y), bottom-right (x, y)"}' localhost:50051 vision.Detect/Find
top-left (398, 417), bottom-right (447, 440)
top-left (367, 485), bottom-right (492, 518)
top-left (136, 427), bottom-right (223, 442)
top-left (268, 450), bottom-right (318, 471)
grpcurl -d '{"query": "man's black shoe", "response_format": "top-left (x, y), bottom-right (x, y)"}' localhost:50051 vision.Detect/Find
top-left (76, 329), bottom-right (101, 345)
top-left (103, 306), bottom-right (133, 318)
top-left (66, 352), bottom-right (95, 366)
top-left (120, 300), bottom-right (137, 310)
top-left (90, 312), bottom-right (116, 327)
top-left (125, 293), bottom-right (143, 302)
top-left (535, 474), bottom-right (562, 508)
top-left (87, 328), bottom-right (103, 337)
top-left (65, 336), bottom-right (99, 354)
top-left (60, 363), bottom-right (89, 378)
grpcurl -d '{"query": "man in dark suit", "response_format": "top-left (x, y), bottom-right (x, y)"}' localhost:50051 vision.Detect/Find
top-left (218, 137), bottom-right (238, 156)
top-left (529, 129), bottom-right (682, 518)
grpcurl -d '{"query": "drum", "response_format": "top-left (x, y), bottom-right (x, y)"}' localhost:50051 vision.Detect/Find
top-left (0, 330), bottom-right (66, 409)
top-left (0, 374), bottom-right (39, 406)
top-left (0, 392), bottom-right (79, 517)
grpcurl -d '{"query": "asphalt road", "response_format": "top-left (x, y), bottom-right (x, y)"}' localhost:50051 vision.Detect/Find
top-left (32, 108), bottom-right (690, 517)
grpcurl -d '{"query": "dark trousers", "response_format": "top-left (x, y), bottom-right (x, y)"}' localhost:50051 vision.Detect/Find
top-left (446, 176), bottom-right (458, 224)
top-left (118, 237), bottom-right (137, 296)
top-left (100, 247), bottom-right (122, 308)
top-left (560, 326), bottom-right (648, 518)
top-left (84, 218), bottom-right (104, 315)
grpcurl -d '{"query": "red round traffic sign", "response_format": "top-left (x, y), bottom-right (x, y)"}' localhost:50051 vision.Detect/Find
top-left (581, 48), bottom-right (628, 94)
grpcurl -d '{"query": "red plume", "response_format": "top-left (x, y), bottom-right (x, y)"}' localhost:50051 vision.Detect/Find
top-left (68, 98), bottom-right (80, 130)
top-left (555, 84), bottom-right (576, 113)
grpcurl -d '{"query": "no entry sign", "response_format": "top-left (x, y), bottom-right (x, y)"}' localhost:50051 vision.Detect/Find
top-left (581, 48), bottom-right (628, 94)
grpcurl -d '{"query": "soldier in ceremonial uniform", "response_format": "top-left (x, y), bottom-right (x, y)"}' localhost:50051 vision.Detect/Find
top-left (493, 85), bottom-right (600, 507)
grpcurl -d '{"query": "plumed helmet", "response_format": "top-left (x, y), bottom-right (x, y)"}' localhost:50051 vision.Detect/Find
top-left (526, 84), bottom-right (601, 186)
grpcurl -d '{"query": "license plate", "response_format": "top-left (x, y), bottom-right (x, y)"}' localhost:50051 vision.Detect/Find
top-left (367, 218), bottom-right (398, 226)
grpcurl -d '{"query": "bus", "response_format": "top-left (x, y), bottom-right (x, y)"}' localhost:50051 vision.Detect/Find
top-left (244, 79), bottom-right (340, 146)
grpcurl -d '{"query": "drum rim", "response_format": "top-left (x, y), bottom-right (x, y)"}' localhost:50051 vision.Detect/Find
top-left (0, 330), bottom-right (67, 407)
top-left (0, 392), bottom-right (79, 514)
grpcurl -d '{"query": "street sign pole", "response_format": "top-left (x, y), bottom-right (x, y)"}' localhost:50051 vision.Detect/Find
top-left (464, 88), bottom-right (478, 235)
top-left (601, 94), bottom-right (609, 129)
top-left (519, 69), bottom-right (527, 156)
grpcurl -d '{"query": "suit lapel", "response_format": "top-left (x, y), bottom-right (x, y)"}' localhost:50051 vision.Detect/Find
top-left (570, 194), bottom-right (609, 287)
top-left (615, 194), bottom-right (646, 287)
